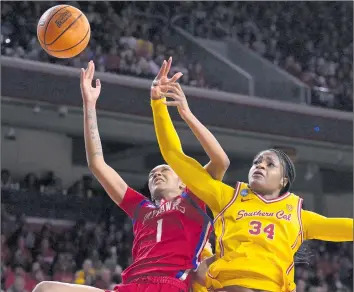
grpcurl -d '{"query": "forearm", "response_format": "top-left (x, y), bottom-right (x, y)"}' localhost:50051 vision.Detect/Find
top-left (204, 254), bottom-right (216, 267)
top-left (303, 210), bottom-right (353, 241)
top-left (183, 112), bottom-right (230, 180)
top-left (151, 98), bottom-right (224, 212)
top-left (83, 103), bottom-right (104, 167)
top-left (83, 102), bottom-right (128, 204)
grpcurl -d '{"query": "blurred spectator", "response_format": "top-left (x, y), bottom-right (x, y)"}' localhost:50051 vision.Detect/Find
top-left (94, 267), bottom-right (113, 290)
top-left (39, 171), bottom-right (62, 195)
top-left (11, 236), bottom-right (32, 271)
top-left (52, 253), bottom-right (75, 283)
top-left (68, 175), bottom-right (95, 198)
top-left (21, 173), bottom-right (40, 192)
top-left (6, 274), bottom-right (28, 292)
top-left (74, 259), bottom-right (96, 285)
top-left (1, 170), bottom-right (13, 189)
top-left (36, 238), bottom-right (56, 274)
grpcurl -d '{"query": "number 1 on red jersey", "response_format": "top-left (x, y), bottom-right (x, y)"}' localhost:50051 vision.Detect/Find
top-left (156, 219), bottom-right (163, 242)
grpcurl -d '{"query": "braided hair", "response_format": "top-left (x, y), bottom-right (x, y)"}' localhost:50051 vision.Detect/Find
top-left (263, 150), bottom-right (311, 264)
top-left (268, 149), bottom-right (296, 194)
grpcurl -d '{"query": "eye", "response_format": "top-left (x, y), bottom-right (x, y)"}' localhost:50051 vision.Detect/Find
top-left (268, 162), bottom-right (275, 167)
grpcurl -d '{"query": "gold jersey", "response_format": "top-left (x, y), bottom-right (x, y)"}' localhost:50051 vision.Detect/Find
top-left (152, 98), bottom-right (353, 292)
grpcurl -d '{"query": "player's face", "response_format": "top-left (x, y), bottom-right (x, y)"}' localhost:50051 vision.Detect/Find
top-left (248, 151), bottom-right (287, 195)
top-left (148, 164), bottom-right (182, 198)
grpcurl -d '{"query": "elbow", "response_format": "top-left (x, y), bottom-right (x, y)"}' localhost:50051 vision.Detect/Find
top-left (214, 156), bottom-right (230, 173)
top-left (87, 159), bottom-right (106, 174)
top-left (221, 156), bottom-right (230, 170)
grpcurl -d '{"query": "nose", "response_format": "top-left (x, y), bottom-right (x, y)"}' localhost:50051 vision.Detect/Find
top-left (153, 172), bottom-right (163, 180)
top-left (256, 162), bottom-right (266, 170)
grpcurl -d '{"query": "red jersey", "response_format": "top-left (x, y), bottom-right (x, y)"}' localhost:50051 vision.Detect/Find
top-left (119, 187), bottom-right (213, 285)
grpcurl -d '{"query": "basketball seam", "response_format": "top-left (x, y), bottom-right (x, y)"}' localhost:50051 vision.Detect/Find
top-left (46, 13), bottom-right (83, 46)
top-left (45, 26), bottom-right (90, 53)
top-left (43, 5), bottom-right (71, 47)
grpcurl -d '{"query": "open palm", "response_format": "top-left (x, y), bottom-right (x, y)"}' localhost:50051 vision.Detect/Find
top-left (80, 61), bottom-right (101, 104)
top-left (151, 57), bottom-right (183, 100)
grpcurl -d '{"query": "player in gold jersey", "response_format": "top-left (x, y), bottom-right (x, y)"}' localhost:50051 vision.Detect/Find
top-left (150, 62), bottom-right (353, 292)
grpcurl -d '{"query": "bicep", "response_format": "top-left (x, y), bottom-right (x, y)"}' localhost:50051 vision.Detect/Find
top-left (204, 161), bottom-right (227, 181)
top-left (302, 210), bottom-right (353, 241)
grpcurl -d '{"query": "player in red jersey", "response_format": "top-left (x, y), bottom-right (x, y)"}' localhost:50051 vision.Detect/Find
top-left (33, 59), bottom-right (228, 292)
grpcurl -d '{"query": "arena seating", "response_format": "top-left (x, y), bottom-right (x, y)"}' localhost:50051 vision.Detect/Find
top-left (1, 2), bottom-right (352, 111)
top-left (171, 1), bottom-right (353, 111)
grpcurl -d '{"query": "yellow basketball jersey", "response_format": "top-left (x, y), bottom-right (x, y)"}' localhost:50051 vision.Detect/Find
top-left (209, 182), bottom-right (303, 291)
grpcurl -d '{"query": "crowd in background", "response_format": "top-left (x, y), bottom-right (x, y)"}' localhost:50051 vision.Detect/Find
top-left (1, 1), bottom-right (353, 111)
top-left (1, 2), bottom-right (353, 291)
top-left (174, 1), bottom-right (353, 111)
top-left (1, 208), bottom-right (130, 292)
top-left (1, 1), bottom-right (216, 90)
top-left (2, 170), bottom-right (354, 292)
top-left (1, 169), bottom-right (97, 199)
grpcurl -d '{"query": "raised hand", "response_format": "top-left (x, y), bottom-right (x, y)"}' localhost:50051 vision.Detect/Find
top-left (151, 57), bottom-right (183, 100)
top-left (159, 83), bottom-right (191, 119)
top-left (80, 61), bottom-right (101, 105)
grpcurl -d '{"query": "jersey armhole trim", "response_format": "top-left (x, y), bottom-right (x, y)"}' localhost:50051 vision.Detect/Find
top-left (214, 182), bottom-right (240, 258)
top-left (132, 199), bottom-right (156, 224)
top-left (213, 181), bottom-right (240, 223)
top-left (297, 197), bottom-right (304, 244)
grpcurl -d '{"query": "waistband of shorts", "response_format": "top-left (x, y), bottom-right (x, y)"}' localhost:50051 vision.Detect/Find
top-left (127, 275), bottom-right (188, 290)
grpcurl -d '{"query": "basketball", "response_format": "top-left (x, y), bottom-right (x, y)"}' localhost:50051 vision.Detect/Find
top-left (37, 5), bottom-right (90, 58)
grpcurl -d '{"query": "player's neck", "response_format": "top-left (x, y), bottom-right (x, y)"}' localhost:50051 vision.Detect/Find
top-left (262, 193), bottom-right (280, 200)
top-left (155, 189), bottom-right (181, 203)
top-left (252, 188), bottom-right (281, 200)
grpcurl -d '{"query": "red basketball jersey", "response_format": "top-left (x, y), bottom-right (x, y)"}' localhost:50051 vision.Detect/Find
top-left (119, 187), bottom-right (213, 285)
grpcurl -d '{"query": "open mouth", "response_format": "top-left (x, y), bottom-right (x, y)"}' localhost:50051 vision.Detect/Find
top-left (252, 171), bottom-right (264, 178)
top-left (153, 178), bottom-right (164, 185)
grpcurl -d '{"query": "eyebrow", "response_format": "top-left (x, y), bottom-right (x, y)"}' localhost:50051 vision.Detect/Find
top-left (149, 166), bottom-right (169, 176)
top-left (254, 155), bottom-right (277, 163)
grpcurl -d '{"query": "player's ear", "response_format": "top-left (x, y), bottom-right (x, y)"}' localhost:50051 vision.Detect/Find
top-left (280, 177), bottom-right (289, 190)
top-left (179, 181), bottom-right (186, 191)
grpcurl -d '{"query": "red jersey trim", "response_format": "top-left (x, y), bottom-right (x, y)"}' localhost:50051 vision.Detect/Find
top-left (254, 190), bottom-right (291, 204)
top-left (286, 262), bottom-right (294, 275)
top-left (213, 182), bottom-right (240, 222)
top-left (297, 198), bottom-right (304, 244)
top-left (214, 182), bottom-right (241, 258)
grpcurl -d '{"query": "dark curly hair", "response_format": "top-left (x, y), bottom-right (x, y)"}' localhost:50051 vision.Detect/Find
top-left (268, 148), bottom-right (296, 194)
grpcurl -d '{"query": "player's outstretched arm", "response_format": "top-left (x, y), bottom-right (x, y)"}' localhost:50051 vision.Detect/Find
top-left (302, 210), bottom-right (353, 241)
top-left (81, 61), bottom-right (127, 205)
top-left (151, 97), bottom-right (226, 213)
top-left (160, 82), bottom-right (230, 181)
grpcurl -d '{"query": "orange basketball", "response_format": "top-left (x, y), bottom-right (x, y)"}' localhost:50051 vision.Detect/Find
top-left (37, 5), bottom-right (90, 58)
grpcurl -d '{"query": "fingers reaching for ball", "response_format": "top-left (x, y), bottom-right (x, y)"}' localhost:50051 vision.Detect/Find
top-left (80, 61), bottom-right (101, 104)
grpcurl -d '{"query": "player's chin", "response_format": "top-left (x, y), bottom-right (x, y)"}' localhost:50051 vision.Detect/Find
top-left (249, 178), bottom-right (266, 192)
top-left (152, 183), bottom-right (167, 193)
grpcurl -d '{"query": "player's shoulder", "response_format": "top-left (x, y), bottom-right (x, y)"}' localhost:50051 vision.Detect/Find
top-left (119, 187), bottom-right (156, 219)
top-left (125, 187), bottom-right (146, 199)
top-left (122, 187), bottom-right (155, 207)
top-left (287, 192), bottom-right (303, 206)
top-left (181, 187), bottom-right (206, 209)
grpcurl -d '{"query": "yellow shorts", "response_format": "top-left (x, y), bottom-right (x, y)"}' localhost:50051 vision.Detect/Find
top-left (205, 254), bottom-right (295, 292)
